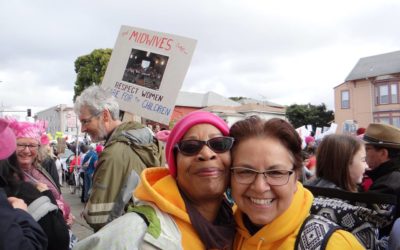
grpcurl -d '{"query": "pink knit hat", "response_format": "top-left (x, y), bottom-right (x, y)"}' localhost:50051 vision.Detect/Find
top-left (305, 135), bottom-right (315, 145)
top-left (40, 133), bottom-right (50, 145)
top-left (156, 130), bottom-right (171, 143)
top-left (0, 118), bottom-right (16, 160)
top-left (96, 144), bottom-right (104, 154)
top-left (165, 111), bottom-right (229, 178)
top-left (7, 118), bottom-right (46, 142)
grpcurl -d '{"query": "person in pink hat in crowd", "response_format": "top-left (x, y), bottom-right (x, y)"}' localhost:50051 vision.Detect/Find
top-left (74, 110), bottom-right (235, 250)
top-left (303, 135), bottom-right (317, 175)
top-left (6, 119), bottom-right (74, 226)
top-left (155, 129), bottom-right (171, 156)
top-left (155, 129), bottom-right (170, 143)
top-left (95, 144), bottom-right (103, 156)
top-left (0, 118), bottom-right (48, 249)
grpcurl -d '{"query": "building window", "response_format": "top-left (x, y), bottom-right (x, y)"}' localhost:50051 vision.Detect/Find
top-left (341, 90), bottom-right (350, 109)
top-left (393, 117), bottom-right (400, 128)
top-left (379, 85), bottom-right (389, 104)
top-left (374, 116), bottom-right (400, 128)
top-left (391, 84), bottom-right (398, 104)
top-left (375, 82), bottom-right (399, 105)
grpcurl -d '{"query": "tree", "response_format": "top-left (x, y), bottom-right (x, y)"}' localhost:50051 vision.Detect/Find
top-left (229, 96), bottom-right (246, 102)
top-left (73, 48), bottom-right (112, 101)
top-left (285, 103), bottom-right (334, 131)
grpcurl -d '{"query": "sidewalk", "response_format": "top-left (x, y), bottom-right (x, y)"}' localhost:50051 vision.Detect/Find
top-left (62, 185), bottom-right (93, 241)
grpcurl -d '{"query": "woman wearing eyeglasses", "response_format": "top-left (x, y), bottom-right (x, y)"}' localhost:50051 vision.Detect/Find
top-left (7, 119), bottom-right (74, 226)
top-left (3, 119), bottom-right (73, 250)
top-left (229, 116), bottom-right (363, 249)
top-left (75, 110), bottom-right (236, 250)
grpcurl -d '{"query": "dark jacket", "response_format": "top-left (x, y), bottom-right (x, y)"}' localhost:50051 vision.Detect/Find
top-left (305, 177), bottom-right (339, 189)
top-left (367, 158), bottom-right (400, 216)
top-left (14, 183), bottom-right (70, 250)
top-left (0, 160), bottom-right (69, 250)
top-left (0, 187), bottom-right (47, 250)
top-left (41, 157), bottom-right (61, 189)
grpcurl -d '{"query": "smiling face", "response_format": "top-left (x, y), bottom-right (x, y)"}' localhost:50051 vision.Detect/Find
top-left (349, 145), bottom-right (368, 185)
top-left (176, 124), bottom-right (231, 203)
top-left (231, 137), bottom-right (297, 226)
top-left (79, 106), bottom-right (108, 142)
top-left (15, 137), bottom-right (39, 170)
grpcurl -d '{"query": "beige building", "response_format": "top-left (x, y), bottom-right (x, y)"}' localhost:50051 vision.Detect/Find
top-left (36, 104), bottom-right (80, 140)
top-left (334, 50), bottom-right (400, 133)
top-left (203, 101), bottom-right (286, 127)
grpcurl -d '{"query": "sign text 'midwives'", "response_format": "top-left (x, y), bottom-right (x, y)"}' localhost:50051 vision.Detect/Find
top-left (129, 30), bottom-right (173, 51)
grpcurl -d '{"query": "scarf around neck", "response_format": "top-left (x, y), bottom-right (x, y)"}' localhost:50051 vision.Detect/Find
top-left (180, 188), bottom-right (236, 250)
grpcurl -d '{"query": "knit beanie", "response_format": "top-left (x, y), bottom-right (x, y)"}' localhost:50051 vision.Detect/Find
top-left (40, 133), bottom-right (50, 145)
top-left (156, 130), bottom-right (171, 143)
top-left (305, 135), bottom-right (315, 145)
top-left (165, 111), bottom-right (229, 178)
top-left (7, 119), bottom-right (46, 142)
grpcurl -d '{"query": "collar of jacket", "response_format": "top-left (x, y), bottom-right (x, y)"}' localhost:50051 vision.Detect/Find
top-left (234, 182), bottom-right (312, 248)
top-left (367, 158), bottom-right (400, 181)
top-left (105, 121), bottom-right (145, 146)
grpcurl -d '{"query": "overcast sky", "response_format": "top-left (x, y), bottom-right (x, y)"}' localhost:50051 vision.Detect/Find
top-left (1, 0), bottom-right (400, 119)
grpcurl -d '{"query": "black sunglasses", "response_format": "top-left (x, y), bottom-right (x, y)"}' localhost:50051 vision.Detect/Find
top-left (176, 136), bottom-right (234, 156)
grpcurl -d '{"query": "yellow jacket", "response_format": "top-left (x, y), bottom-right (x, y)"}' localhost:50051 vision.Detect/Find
top-left (234, 182), bottom-right (365, 250)
top-left (135, 167), bottom-right (206, 250)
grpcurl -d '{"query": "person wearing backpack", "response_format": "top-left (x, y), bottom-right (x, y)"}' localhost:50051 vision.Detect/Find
top-left (306, 134), bottom-right (393, 249)
top-left (229, 116), bottom-right (364, 249)
top-left (74, 86), bottom-right (165, 231)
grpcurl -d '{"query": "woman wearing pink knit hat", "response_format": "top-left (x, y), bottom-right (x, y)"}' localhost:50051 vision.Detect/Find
top-left (2, 119), bottom-right (72, 249)
top-left (0, 118), bottom-right (49, 250)
top-left (6, 119), bottom-right (74, 225)
top-left (75, 110), bottom-right (235, 250)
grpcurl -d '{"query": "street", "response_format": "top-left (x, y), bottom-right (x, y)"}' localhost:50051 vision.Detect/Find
top-left (61, 185), bottom-right (93, 241)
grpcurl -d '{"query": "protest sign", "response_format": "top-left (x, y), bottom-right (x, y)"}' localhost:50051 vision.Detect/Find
top-left (101, 25), bottom-right (197, 125)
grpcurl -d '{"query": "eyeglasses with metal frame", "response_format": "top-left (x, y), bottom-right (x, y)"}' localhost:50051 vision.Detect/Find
top-left (231, 167), bottom-right (294, 186)
top-left (80, 111), bottom-right (102, 126)
top-left (176, 136), bottom-right (234, 156)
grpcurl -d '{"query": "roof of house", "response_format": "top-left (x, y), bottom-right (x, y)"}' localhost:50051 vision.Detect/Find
top-left (345, 50), bottom-right (400, 81)
top-left (237, 97), bottom-right (285, 108)
top-left (203, 103), bottom-right (286, 116)
top-left (175, 91), bottom-right (241, 107)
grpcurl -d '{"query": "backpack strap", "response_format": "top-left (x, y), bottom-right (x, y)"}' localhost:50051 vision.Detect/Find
top-left (295, 214), bottom-right (341, 250)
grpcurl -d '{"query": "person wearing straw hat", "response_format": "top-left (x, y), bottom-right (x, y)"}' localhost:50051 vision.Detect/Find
top-left (363, 123), bottom-right (400, 232)
top-left (363, 123), bottom-right (400, 200)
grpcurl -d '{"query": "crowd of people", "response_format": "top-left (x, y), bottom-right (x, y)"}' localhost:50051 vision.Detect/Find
top-left (2, 85), bottom-right (400, 249)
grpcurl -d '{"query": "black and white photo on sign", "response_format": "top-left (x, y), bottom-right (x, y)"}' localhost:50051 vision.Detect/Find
top-left (122, 49), bottom-right (169, 91)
